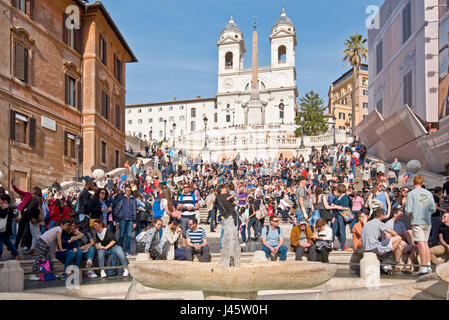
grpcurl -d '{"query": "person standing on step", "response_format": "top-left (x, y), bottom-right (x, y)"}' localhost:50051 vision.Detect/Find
top-left (405, 176), bottom-right (436, 275)
top-left (113, 185), bottom-right (137, 256)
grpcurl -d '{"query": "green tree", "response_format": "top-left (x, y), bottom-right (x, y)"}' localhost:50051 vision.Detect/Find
top-left (343, 34), bottom-right (368, 135)
top-left (295, 91), bottom-right (328, 137)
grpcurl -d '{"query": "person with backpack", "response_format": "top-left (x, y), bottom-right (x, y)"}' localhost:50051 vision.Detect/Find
top-left (177, 184), bottom-right (199, 248)
top-left (261, 215), bottom-right (288, 261)
top-left (136, 218), bottom-right (166, 260)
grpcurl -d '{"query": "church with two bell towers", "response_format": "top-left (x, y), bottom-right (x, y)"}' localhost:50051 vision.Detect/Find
top-left (125, 10), bottom-right (299, 145)
top-left (216, 10), bottom-right (298, 127)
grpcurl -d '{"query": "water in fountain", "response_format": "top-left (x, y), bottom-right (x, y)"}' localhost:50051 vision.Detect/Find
top-left (219, 216), bottom-right (242, 268)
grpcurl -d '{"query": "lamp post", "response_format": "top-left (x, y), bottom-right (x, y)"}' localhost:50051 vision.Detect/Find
top-left (149, 128), bottom-right (153, 141)
top-left (74, 135), bottom-right (82, 182)
top-left (299, 113), bottom-right (305, 149)
top-left (279, 101), bottom-right (285, 125)
top-left (332, 115), bottom-right (337, 147)
top-left (172, 122), bottom-right (177, 148)
top-left (163, 119), bottom-right (167, 142)
top-left (232, 110), bottom-right (235, 127)
top-left (203, 116), bottom-right (208, 151)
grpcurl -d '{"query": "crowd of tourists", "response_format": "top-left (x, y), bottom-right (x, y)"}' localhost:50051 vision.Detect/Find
top-left (1, 137), bottom-right (449, 281)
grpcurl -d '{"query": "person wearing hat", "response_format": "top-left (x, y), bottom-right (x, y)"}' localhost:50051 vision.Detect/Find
top-left (290, 219), bottom-right (317, 261)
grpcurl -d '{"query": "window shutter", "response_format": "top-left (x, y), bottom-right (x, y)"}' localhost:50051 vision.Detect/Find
top-left (14, 43), bottom-right (25, 81)
top-left (106, 94), bottom-right (110, 120)
top-left (23, 47), bottom-right (28, 83)
top-left (75, 24), bottom-right (83, 54)
top-left (78, 136), bottom-right (83, 164)
top-left (77, 80), bottom-right (82, 110)
top-left (63, 131), bottom-right (68, 156)
top-left (10, 110), bottom-right (16, 140)
top-left (64, 74), bottom-right (70, 104)
top-left (63, 13), bottom-right (68, 44)
top-left (115, 104), bottom-right (121, 129)
top-left (29, 117), bottom-right (36, 147)
top-left (26, 0), bottom-right (34, 18)
top-left (101, 91), bottom-right (105, 117)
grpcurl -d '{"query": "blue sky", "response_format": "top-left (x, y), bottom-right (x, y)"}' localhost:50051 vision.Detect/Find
top-left (100, 0), bottom-right (384, 106)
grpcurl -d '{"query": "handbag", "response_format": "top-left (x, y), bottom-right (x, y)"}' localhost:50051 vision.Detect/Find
top-left (319, 209), bottom-right (333, 222)
top-left (340, 209), bottom-right (354, 223)
top-left (0, 216), bottom-right (7, 233)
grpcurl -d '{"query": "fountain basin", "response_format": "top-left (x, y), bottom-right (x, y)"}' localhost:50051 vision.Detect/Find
top-left (128, 260), bottom-right (337, 300)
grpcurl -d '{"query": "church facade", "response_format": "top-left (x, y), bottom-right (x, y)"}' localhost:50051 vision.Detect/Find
top-left (125, 10), bottom-right (299, 144)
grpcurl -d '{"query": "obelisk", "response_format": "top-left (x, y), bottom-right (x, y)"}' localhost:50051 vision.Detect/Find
top-left (243, 17), bottom-right (267, 126)
top-left (251, 18), bottom-right (259, 100)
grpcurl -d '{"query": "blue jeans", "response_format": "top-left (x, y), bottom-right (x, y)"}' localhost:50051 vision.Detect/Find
top-left (351, 165), bottom-right (356, 175)
top-left (10, 220), bottom-right (17, 239)
top-left (279, 209), bottom-right (289, 222)
top-left (295, 209), bottom-right (311, 224)
top-left (209, 209), bottom-right (216, 230)
top-left (310, 210), bottom-right (321, 229)
top-left (119, 219), bottom-right (134, 254)
top-left (97, 245), bottom-right (128, 277)
top-left (262, 245), bottom-right (288, 261)
top-left (241, 225), bottom-right (247, 243)
top-left (247, 217), bottom-right (259, 242)
top-left (83, 246), bottom-right (96, 262)
top-left (0, 232), bottom-right (20, 258)
top-left (55, 249), bottom-right (83, 270)
top-left (332, 213), bottom-right (346, 250)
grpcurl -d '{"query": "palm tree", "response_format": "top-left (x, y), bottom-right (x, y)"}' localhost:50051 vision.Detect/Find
top-left (343, 34), bottom-right (368, 136)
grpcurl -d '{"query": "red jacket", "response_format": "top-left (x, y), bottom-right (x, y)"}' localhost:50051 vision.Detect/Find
top-left (46, 205), bottom-right (62, 229)
top-left (61, 206), bottom-right (72, 220)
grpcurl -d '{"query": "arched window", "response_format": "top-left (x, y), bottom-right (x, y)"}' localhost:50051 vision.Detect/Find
top-left (225, 52), bottom-right (233, 69)
top-left (278, 45), bottom-right (286, 63)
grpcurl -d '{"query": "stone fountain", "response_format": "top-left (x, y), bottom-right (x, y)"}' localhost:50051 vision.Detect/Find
top-left (127, 217), bottom-right (337, 300)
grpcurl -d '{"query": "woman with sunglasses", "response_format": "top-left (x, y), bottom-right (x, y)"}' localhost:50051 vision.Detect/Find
top-left (87, 188), bottom-right (111, 228)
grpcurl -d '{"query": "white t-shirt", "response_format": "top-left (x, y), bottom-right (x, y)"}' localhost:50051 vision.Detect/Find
top-left (161, 198), bottom-right (168, 217)
top-left (40, 226), bottom-right (62, 246)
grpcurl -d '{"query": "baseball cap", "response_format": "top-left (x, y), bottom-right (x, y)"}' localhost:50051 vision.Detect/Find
top-left (299, 219), bottom-right (307, 225)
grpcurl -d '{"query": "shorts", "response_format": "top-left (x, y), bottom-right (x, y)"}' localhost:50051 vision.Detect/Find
top-left (372, 238), bottom-right (392, 256)
top-left (412, 225), bottom-right (431, 242)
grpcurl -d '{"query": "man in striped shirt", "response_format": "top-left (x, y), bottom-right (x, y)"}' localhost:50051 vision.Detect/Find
top-left (178, 184), bottom-right (199, 247)
top-left (185, 217), bottom-right (210, 262)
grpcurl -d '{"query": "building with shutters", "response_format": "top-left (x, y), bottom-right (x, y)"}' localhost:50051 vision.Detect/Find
top-left (0, 0), bottom-right (137, 191)
top-left (327, 64), bottom-right (369, 132)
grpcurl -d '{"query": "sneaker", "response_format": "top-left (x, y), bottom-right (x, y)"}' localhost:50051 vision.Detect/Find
top-left (123, 268), bottom-right (129, 277)
top-left (60, 273), bottom-right (68, 281)
top-left (15, 255), bottom-right (23, 261)
top-left (86, 259), bottom-right (93, 269)
top-left (100, 270), bottom-right (107, 278)
top-left (88, 270), bottom-right (98, 278)
top-left (29, 274), bottom-right (41, 281)
top-left (418, 269), bottom-right (429, 276)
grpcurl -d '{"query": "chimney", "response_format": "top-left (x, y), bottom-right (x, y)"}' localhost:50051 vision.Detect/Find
top-left (173, 96), bottom-right (176, 101)
top-left (196, 96), bottom-right (201, 99)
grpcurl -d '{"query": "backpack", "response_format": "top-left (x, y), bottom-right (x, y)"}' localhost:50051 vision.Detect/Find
top-left (179, 192), bottom-right (196, 206)
top-left (152, 199), bottom-right (165, 219)
top-left (265, 225), bottom-right (280, 236)
top-left (39, 260), bottom-right (56, 281)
